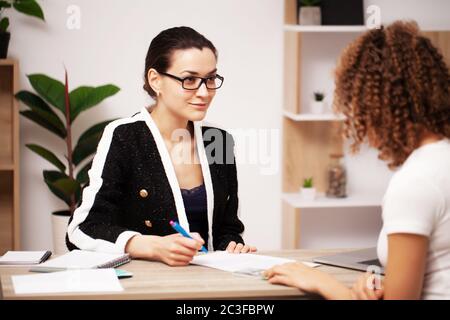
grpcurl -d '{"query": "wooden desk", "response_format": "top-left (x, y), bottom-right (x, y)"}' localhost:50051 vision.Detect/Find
top-left (0, 249), bottom-right (363, 300)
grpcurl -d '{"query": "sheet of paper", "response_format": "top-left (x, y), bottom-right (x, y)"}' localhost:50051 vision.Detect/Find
top-left (12, 269), bottom-right (123, 294)
top-left (192, 251), bottom-right (320, 276)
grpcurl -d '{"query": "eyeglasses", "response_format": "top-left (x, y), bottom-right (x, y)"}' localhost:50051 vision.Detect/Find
top-left (159, 72), bottom-right (224, 90)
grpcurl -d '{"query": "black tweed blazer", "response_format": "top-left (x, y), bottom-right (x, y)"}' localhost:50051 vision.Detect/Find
top-left (66, 107), bottom-right (245, 253)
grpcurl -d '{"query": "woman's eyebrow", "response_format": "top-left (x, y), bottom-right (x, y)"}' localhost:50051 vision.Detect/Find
top-left (181, 68), bottom-right (217, 75)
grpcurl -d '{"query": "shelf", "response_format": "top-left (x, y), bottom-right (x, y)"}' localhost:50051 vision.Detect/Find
top-left (284, 25), bottom-right (367, 33)
top-left (283, 110), bottom-right (345, 122)
top-left (282, 192), bottom-right (382, 209)
top-left (0, 59), bottom-right (17, 66)
top-left (0, 163), bottom-right (14, 170)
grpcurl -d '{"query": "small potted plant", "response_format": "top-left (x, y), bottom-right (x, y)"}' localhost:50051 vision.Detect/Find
top-left (298, 0), bottom-right (322, 26)
top-left (0, 0), bottom-right (45, 58)
top-left (300, 177), bottom-right (316, 200)
top-left (311, 91), bottom-right (326, 114)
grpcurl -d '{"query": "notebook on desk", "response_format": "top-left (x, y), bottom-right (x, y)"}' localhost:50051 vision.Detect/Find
top-left (30, 250), bottom-right (131, 273)
top-left (0, 251), bottom-right (52, 265)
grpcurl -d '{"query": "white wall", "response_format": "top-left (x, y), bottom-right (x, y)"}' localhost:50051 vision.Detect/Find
top-left (8, 0), bottom-right (283, 251)
top-left (7, 0), bottom-right (450, 252)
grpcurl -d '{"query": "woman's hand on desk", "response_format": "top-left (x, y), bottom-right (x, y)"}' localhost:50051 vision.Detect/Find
top-left (263, 262), bottom-right (330, 295)
top-left (350, 272), bottom-right (384, 300)
top-left (263, 263), bottom-right (383, 300)
top-left (125, 233), bottom-right (205, 266)
top-left (225, 241), bottom-right (257, 253)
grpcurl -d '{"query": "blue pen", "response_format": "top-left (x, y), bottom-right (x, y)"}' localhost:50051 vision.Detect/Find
top-left (170, 220), bottom-right (208, 253)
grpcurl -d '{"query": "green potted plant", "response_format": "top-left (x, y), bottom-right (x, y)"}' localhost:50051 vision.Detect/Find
top-left (0, 0), bottom-right (45, 58)
top-left (300, 177), bottom-right (316, 200)
top-left (15, 70), bottom-right (120, 253)
top-left (298, 0), bottom-right (322, 26)
top-left (311, 91), bottom-right (326, 114)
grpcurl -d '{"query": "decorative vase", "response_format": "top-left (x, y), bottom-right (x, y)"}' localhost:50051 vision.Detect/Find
top-left (300, 187), bottom-right (316, 201)
top-left (0, 32), bottom-right (11, 59)
top-left (298, 7), bottom-right (322, 26)
top-left (52, 212), bottom-right (71, 254)
top-left (311, 100), bottom-right (325, 114)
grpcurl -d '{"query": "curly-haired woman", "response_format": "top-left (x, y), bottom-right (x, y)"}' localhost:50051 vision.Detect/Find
top-left (264, 21), bottom-right (450, 299)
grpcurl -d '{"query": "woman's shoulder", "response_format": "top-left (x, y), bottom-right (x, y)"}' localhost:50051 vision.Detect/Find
top-left (103, 111), bottom-right (148, 137)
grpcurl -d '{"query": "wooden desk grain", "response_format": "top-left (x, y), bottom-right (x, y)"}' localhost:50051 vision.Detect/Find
top-left (0, 249), bottom-right (363, 300)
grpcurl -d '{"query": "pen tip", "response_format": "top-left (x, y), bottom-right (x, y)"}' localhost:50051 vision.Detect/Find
top-left (169, 220), bottom-right (174, 226)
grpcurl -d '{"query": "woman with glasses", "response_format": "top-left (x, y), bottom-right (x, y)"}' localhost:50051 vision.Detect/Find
top-left (66, 26), bottom-right (256, 266)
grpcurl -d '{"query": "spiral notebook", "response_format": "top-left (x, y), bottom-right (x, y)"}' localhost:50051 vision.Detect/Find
top-left (30, 250), bottom-right (131, 273)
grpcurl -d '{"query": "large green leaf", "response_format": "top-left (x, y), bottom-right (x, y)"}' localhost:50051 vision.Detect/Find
top-left (53, 177), bottom-right (82, 205)
top-left (0, 1), bottom-right (12, 9)
top-left (72, 120), bottom-right (114, 166)
top-left (26, 143), bottom-right (66, 172)
top-left (76, 160), bottom-right (92, 186)
top-left (43, 171), bottom-right (81, 206)
top-left (16, 90), bottom-right (54, 113)
top-left (13, 0), bottom-right (45, 21)
top-left (28, 74), bottom-right (66, 115)
top-left (78, 119), bottom-right (115, 145)
top-left (72, 134), bottom-right (99, 166)
top-left (52, 178), bottom-right (80, 197)
top-left (16, 91), bottom-right (67, 138)
top-left (69, 85), bottom-right (120, 122)
top-left (43, 170), bottom-right (71, 206)
top-left (20, 110), bottom-right (67, 139)
top-left (0, 17), bottom-right (9, 32)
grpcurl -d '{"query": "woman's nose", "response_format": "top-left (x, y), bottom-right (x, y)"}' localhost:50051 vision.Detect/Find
top-left (195, 81), bottom-right (210, 97)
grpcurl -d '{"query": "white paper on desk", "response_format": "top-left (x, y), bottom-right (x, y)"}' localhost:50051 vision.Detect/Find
top-left (192, 251), bottom-right (320, 277)
top-left (12, 269), bottom-right (123, 294)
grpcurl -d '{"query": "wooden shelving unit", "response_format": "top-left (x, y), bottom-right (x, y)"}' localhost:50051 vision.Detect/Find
top-left (282, 193), bottom-right (381, 209)
top-left (281, 0), bottom-right (450, 249)
top-left (0, 59), bottom-right (20, 254)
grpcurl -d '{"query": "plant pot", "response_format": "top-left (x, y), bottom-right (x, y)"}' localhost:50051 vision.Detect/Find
top-left (300, 187), bottom-right (316, 201)
top-left (0, 32), bottom-right (11, 59)
top-left (311, 100), bottom-right (325, 114)
top-left (52, 212), bottom-right (71, 254)
top-left (298, 7), bottom-right (322, 26)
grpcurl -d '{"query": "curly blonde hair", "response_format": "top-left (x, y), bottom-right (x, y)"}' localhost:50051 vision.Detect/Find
top-left (334, 21), bottom-right (450, 169)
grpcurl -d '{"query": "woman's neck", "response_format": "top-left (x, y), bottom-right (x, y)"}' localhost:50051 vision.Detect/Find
top-left (418, 131), bottom-right (443, 148)
top-left (149, 103), bottom-right (192, 141)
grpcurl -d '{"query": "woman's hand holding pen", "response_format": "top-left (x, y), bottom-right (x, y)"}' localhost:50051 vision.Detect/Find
top-left (125, 233), bottom-right (205, 266)
top-left (226, 241), bottom-right (257, 253)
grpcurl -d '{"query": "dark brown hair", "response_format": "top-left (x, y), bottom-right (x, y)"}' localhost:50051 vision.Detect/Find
top-left (334, 21), bottom-right (450, 169)
top-left (143, 26), bottom-right (218, 98)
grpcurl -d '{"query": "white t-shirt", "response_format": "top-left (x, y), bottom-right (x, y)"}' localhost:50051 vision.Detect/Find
top-left (377, 138), bottom-right (450, 299)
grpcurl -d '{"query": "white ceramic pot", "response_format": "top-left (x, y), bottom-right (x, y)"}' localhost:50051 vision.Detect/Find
top-left (52, 213), bottom-right (70, 254)
top-left (311, 100), bottom-right (325, 114)
top-left (299, 7), bottom-right (321, 26)
top-left (300, 187), bottom-right (316, 201)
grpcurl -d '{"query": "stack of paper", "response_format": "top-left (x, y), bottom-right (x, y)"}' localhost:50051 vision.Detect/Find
top-left (191, 251), bottom-right (320, 277)
top-left (12, 269), bottom-right (123, 294)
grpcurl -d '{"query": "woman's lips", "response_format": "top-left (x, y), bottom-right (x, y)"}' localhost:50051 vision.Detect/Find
top-left (189, 103), bottom-right (208, 110)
